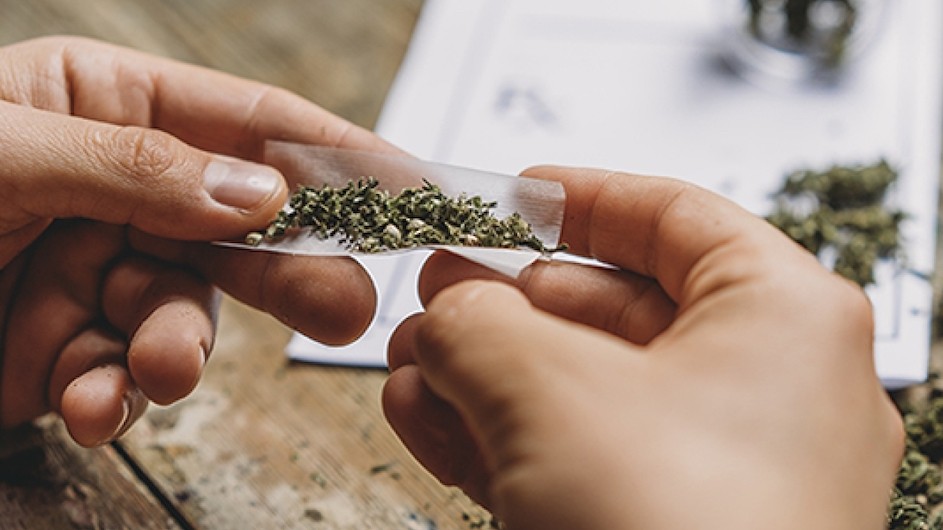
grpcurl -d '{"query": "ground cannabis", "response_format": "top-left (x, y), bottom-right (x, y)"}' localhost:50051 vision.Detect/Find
top-left (247, 177), bottom-right (562, 254)
top-left (766, 159), bottom-right (904, 286)
top-left (746, 0), bottom-right (857, 68)
top-left (889, 393), bottom-right (943, 529)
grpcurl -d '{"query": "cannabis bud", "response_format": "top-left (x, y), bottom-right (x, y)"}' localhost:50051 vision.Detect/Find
top-left (746, 0), bottom-right (858, 69)
top-left (887, 396), bottom-right (943, 529)
top-left (766, 159), bottom-right (903, 286)
top-left (247, 177), bottom-right (563, 254)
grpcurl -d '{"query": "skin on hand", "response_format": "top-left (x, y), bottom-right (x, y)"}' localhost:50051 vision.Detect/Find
top-left (0, 36), bottom-right (392, 446)
top-left (383, 166), bottom-right (904, 530)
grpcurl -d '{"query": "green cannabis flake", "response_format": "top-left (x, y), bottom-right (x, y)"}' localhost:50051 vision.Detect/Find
top-left (888, 394), bottom-right (943, 529)
top-left (747, 0), bottom-right (857, 68)
top-left (766, 159), bottom-right (904, 286)
top-left (247, 177), bottom-right (562, 254)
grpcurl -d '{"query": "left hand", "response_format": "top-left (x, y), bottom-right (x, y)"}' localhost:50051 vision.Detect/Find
top-left (0, 36), bottom-right (392, 446)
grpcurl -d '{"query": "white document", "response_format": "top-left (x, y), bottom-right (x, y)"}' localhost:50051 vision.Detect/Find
top-left (288, 0), bottom-right (943, 387)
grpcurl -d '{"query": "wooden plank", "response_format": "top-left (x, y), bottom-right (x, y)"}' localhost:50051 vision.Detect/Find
top-left (118, 299), bottom-right (489, 530)
top-left (0, 417), bottom-right (179, 529)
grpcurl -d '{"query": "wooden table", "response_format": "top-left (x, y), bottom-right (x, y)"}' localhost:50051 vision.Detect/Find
top-left (0, 1), bottom-right (493, 528)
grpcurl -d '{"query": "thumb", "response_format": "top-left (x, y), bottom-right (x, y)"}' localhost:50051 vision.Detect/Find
top-left (0, 102), bottom-right (286, 240)
top-left (410, 281), bottom-right (630, 464)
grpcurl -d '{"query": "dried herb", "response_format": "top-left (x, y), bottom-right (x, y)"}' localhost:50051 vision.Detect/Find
top-left (766, 159), bottom-right (904, 286)
top-left (247, 177), bottom-right (563, 254)
top-left (888, 394), bottom-right (943, 529)
top-left (746, 0), bottom-right (858, 69)
top-left (889, 488), bottom-right (935, 530)
top-left (462, 510), bottom-right (503, 529)
top-left (906, 397), bottom-right (943, 463)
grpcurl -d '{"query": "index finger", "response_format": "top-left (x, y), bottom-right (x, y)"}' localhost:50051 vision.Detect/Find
top-left (521, 166), bottom-right (824, 303)
top-left (8, 37), bottom-right (397, 163)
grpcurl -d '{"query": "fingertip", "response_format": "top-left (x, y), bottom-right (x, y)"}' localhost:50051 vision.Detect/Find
top-left (387, 312), bottom-right (423, 371)
top-left (266, 256), bottom-right (377, 345)
top-left (61, 365), bottom-right (145, 447)
top-left (381, 365), bottom-right (424, 426)
top-left (129, 339), bottom-right (206, 407)
top-left (100, 257), bottom-right (215, 405)
top-left (127, 306), bottom-right (209, 406)
top-left (48, 328), bottom-right (128, 415)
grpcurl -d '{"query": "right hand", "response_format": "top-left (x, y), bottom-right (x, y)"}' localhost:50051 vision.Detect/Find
top-left (384, 166), bottom-right (903, 530)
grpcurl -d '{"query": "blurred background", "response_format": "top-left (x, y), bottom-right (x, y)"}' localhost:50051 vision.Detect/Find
top-left (0, 0), bottom-right (423, 129)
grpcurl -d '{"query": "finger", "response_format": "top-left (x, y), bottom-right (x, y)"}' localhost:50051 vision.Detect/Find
top-left (387, 312), bottom-right (423, 371)
top-left (130, 232), bottom-right (377, 345)
top-left (5, 36), bottom-right (397, 160)
top-left (101, 256), bottom-right (217, 405)
top-left (411, 281), bottom-right (634, 470)
top-left (382, 365), bottom-right (490, 505)
top-left (48, 327), bottom-right (149, 447)
top-left (48, 320), bottom-right (147, 447)
top-left (519, 166), bottom-right (825, 303)
top-left (0, 221), bottom-right (127, 427)
top-left (0, 101), bottom-right (288, 241)
top-left (47, 327), bottom-right (127, 414)
top-left (418, 251), bottom-right (676, 344)
top-left (60, 364), bottom-right (148, 448)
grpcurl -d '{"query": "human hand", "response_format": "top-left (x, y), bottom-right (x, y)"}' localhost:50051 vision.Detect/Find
top-left (0, 36), bottom-right (389, 446)
top-left (383, 166), bottom-right (904, 530)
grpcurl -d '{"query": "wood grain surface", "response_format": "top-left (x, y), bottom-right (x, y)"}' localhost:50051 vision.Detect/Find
top-left (0, 1), bottom-right (495, 528)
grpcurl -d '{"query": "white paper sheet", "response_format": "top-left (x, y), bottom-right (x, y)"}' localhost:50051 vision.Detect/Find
top-left (289, 0), bottom-right (943, 387)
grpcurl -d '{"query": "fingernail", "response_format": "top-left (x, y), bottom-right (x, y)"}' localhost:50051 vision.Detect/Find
top-left (98, 394), bottom-right (132, 446)
top-left (203, 156), bottom-right (283, 212)
top-left (192, 344), bottom-right (207, 388)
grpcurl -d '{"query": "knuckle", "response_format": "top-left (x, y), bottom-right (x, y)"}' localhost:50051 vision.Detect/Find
top-left (749, 264), bottom-right (874, 343)
top-left (95, 126), bottom-right (179, 184)
top-left (783, 273), bottom-right (875, 347)
top-left (828, 279), bottom-right (875, 331)
top-left (884, 403), bottom-right (905, 453)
